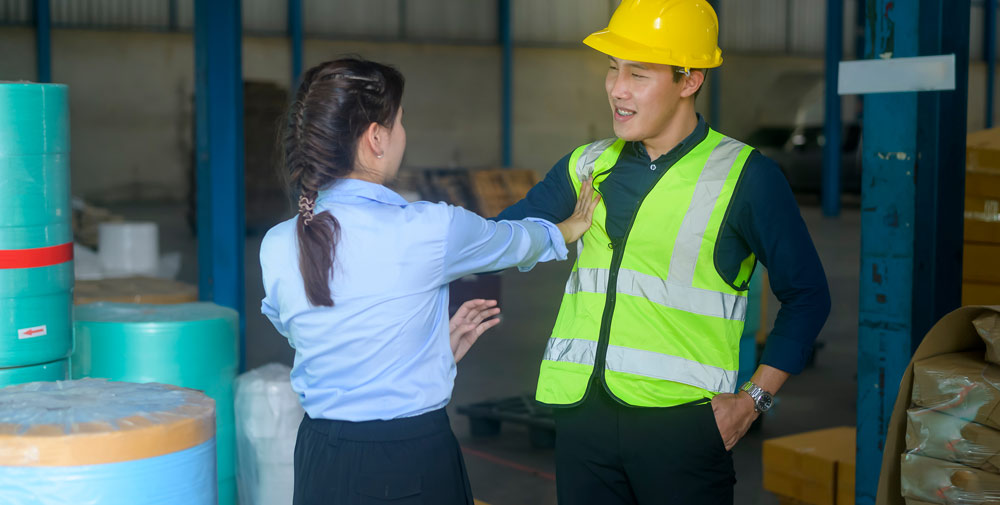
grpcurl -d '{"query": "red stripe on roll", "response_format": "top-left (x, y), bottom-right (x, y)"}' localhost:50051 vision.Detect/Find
top-left (0, 243), bottom-right (74, 269)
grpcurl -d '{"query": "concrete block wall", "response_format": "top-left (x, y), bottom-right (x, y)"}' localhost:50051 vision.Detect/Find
top-left (3, 26), bottom-right (998, 203)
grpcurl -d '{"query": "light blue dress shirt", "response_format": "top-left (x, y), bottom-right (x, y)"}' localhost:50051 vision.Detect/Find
top-left (260, 178), bottom-right (568, 421)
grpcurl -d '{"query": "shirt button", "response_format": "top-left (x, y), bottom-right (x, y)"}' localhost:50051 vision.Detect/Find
top-left (650, 164), bottom-right (656, 171)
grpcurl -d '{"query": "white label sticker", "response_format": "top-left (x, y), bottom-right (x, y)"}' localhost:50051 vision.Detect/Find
top-left (18, 325), bottom-right (47, 339)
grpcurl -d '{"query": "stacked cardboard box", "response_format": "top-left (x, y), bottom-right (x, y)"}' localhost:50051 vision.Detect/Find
top-left (964, 129), bottom-right (1000, 305)
top-left (763, 426), bottom-right (856, 505)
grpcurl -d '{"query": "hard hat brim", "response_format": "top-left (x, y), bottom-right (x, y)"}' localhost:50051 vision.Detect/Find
top-left (583, 29), bottom-right (723, 69)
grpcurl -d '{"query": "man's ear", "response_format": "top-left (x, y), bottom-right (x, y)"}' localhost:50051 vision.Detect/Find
top-left (680, 70), bottom-right (705, 99)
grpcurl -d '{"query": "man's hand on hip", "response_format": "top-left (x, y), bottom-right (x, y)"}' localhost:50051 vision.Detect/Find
top-left (710, 392), bottom-right (758, 451)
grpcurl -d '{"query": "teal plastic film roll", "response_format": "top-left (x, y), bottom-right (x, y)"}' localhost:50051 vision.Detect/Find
top-left (0, 358), bottom-right (68, 388)
top-left (0, 83), bottom-right (73, 368)
top-left (73, 302), bottom-right (239, 505)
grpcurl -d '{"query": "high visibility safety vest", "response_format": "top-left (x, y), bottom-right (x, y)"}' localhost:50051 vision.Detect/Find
top-left (536, 129), bottom-right (758, 407)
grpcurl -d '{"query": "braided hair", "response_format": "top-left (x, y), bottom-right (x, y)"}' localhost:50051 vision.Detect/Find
top-left (282, 58), bottom-right (405, 306)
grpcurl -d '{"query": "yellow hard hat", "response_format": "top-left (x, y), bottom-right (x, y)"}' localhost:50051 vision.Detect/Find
top-left (583, 0), bottom-right (723, 70)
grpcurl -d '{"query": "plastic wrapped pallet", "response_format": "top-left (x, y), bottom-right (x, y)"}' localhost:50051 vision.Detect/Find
top-left (911, 351), bottom-right (1000, 430)
top-left (876, 306), bottom-right (1000, 505)
top-left (0, 379), bottom-right (217, 505)
top-left (906, 408), bottom-right (1000, 472)
top-left (235, 363), bottom-right (303, 505)
top-left (901, 452), bottom-right (1000, 504)
top-left (977, 313), bottom-right (1000, 365)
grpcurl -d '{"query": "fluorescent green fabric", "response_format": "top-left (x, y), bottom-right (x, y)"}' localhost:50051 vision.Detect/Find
top-left (537, 130), bottom-right (756, 407)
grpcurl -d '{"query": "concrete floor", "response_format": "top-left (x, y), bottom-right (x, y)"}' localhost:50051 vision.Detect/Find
top-left (121, 196), bottom-right (860, 505)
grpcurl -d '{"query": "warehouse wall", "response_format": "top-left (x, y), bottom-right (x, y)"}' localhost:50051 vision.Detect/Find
top-left (3, 26), bottom-right (999, 202)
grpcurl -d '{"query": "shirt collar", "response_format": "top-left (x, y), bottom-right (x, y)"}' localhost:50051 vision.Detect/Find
top-left (317, 178), bottom-right (408, 206)
top-left (629, 113), bottom-right (709, 163)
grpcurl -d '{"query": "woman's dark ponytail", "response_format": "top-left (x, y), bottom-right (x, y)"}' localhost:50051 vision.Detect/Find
top-left (282, 58), bottom-right (404, 306)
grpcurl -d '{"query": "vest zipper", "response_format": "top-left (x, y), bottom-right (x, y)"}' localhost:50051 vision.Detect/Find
top-left (589, 164), bottom-right (674, 406)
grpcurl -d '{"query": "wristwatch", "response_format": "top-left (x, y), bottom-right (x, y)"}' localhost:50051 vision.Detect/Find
top-left (740, 381), bottom-right (774, 413)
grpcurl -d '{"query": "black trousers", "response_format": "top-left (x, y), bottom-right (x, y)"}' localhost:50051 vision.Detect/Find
top-left (553, 383), bottom-right (736, 505)
top-left (293, 408), bottom-right (473, 505)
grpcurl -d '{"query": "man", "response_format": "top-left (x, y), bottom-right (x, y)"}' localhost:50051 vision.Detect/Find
top-left (496, 1), bottom-right (831, 503)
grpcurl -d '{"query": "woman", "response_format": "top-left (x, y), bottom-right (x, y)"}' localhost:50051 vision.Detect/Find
top-left (259, 58), bottom-right (599, 505)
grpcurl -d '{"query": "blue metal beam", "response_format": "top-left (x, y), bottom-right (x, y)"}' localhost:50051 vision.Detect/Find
top-left (34, 0), bottom-right (50, 83)
top-left (857, 1), bottom-right (919, 502)
top-left (912, 0), bottom-right (968, 347)
top-left (822, 0), bottom-right (843, 217)
top-left (856, 1), bottom-right (969, 503)
top-left (987, 0), bottom-right (997, 128)
top-left (194, 0), bottom-right (246, 372)
top-left (709, 0), bottom-right (721, 127)
top-left (499, 0), bottom-right (513, 167)
top-left (288, 0), bottom-right (303, 91)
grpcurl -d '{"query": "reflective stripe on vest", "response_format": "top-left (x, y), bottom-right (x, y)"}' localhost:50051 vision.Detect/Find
top-left (542, 338), bottom-right (739, 394)
top-left (566, 268), bottom-right (747, 321)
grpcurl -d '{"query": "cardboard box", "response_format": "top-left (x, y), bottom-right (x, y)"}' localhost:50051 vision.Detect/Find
top-left (763, 426), bottom-right (856, 505)
top-left (965, 244), bottom-right (1000, 284)
top-left (74, 277), bottom-right (199, 305)
top-left (876, 306), bottom-right (1000, 505)
top-left (911, 352), bottom-right (1000, 430)
top-left (979, 313), bottom-right (1000, 365)
top-left (906, 408), bottom-right (1000, 472)
top-left (964, 282), bottom-right (1000, 306)
top-left (967, 169), bottom-right (1000, 200)
top-left (839, 457), bottom-right (856, 505)
top-left (967, 127), bottom-right (1000, 178)
top-left (900, 452), bottom-right (1000, 505)
top-left (469, 169), bottom-right (540, 218)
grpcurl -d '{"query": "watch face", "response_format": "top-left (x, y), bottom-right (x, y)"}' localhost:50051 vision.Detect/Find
top-left (757, 393), bottom-right (773, 412)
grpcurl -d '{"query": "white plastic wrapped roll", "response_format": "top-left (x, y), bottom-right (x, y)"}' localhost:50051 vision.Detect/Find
top-left (235, 363), bottom-right (304, 505)
top-left (98, 221), bottom-right (159, 277)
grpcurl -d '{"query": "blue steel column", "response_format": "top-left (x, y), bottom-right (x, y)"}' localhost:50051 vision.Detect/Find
top-left (34, 0), bottom-right (50, 83)
top-left (856, 0), bottom-right (969, 503)
top-left (822, 0), bottom-right (843, 217)
top-left (856, 1), bottom-right (918, 503)
top-left (194, 0), bottom-right (246, 372)
top-left (709, 0), bottom-right (721, 127)
top-left (288, 0), bottom-right (303, 92)
top-left (499, 0), bottom-right (513, 167)
top-left (987, 0), bottom-right (997, 128)
top-left (912, 0), bottom-right (968, 350)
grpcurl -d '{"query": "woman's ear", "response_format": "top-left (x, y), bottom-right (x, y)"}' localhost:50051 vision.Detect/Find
top-left (363, 122), bottom-right (383, 158)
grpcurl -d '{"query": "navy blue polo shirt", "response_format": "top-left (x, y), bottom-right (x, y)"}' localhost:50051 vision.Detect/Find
top-left (496, 116), bottom-right (831, 375)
